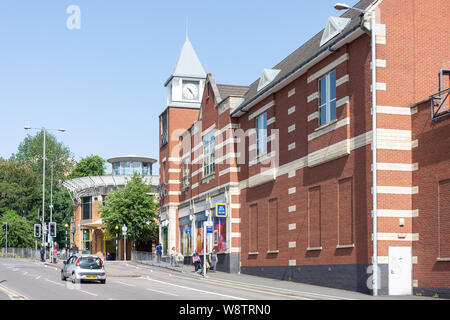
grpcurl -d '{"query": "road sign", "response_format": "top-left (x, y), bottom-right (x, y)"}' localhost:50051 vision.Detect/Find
top-left (206, 226), bottom-right (213, 234)
top-left (122, 224), bottom-right (128, 235)
top-left (216, 203), bottom-right (227, 217)
top-left (186, 229), bottom-right (191, 235)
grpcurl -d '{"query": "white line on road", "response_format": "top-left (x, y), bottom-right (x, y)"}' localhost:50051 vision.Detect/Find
top-left (45, 279), bottom-right (64, 287)
top-left (114, 281), bottom-right (136, 288)
top-left (80, 290), bottom-right (98, 297)
top-left (141, 276), bottom-right (246, 300)
top-left (146, 288), bottom-right (179, 297)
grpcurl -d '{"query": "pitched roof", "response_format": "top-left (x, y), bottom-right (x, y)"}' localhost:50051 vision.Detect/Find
top-left (165, 37), bottom-right (207, 86)
top-left (231, 0), bottom-right (375, 117)
top-left (216, 84), bottom-right (250, 101)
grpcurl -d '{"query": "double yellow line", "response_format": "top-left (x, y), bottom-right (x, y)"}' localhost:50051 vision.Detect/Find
top-left (0, 284), bottom-right (29, 300)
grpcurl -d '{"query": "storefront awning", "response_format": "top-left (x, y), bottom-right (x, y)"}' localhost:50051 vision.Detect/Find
top-left (82, 219), bottom-right (104, 229)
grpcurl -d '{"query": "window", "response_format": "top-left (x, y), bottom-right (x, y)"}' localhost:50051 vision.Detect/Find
top-left (160, 111), bottom-right (168, 146)
top-left (319, 70), bottom-right (337, 126)
top-left (82, 197), bottom-right (92, 221)
top-left (256, 113), bottom-right (267, 157)
top-left (203, 132), bottom-right (215, 177)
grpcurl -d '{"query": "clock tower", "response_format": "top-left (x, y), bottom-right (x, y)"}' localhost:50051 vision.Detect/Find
top-left (164, 37), bottom-right (207, 108)
top-left (159, 37), bottom-right (206, 256)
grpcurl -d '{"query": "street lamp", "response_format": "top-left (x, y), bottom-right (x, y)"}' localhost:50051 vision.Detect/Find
top-left (24, 126), bottom-right (66, 261)
top-left (334, 3), bottom-right (378, 296)
top-left (64, 224), bottom-right (69, 259)
top-left (115, 226), bottom-right (119, 261)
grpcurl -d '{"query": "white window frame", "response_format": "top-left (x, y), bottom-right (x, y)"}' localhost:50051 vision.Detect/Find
top-left (203, 131), bottom-right (215, 177)
top-left (318, 70), bottom-right (337, 126)
top-left (256, 112), bottom-right (268, 157)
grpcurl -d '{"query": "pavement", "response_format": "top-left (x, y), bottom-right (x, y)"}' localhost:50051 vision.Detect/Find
top-left (127, 259), bottom-right (439, 300)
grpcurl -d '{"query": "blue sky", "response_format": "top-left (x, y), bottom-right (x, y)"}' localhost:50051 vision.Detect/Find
top-left (0, 0), bottom-right (359, 172)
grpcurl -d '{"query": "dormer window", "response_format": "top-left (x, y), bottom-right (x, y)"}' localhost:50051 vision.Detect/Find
top-left (257, 69), bottom-right (281, 92)
top-left (320, 16), bottom-right (351, 47)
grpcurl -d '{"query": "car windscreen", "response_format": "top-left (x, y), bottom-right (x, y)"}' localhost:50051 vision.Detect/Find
top-left (80, 257), bottom-right (102, 269)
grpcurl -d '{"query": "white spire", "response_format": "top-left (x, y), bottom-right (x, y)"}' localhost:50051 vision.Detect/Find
top-left (166, 37), bottom-right (206, 85)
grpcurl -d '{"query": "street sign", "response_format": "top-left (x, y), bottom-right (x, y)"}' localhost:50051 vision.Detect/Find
top-left (186, 229), bottom-right (191, 235)
top-left (206, 226), bottom-right (213, 234)
top-left (216, 203), bottom-right (227, 217)
top-left (122, 224), bottom-right (127, 236)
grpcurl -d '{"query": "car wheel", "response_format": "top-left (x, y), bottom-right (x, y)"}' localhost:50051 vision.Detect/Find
top-left (71, 274), bottom-right (80, 284)
top-left (61, 271), bottom-right (66, 281)
top-left (100, 280), bottom-right (106, 284)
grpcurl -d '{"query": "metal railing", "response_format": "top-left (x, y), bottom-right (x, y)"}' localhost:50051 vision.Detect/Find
top-left (0, 248), bottom-right (69, 262)
top-left (0, 248), bottom-right (40, 260)
top-left (131, 250), bottom-right (185, 272)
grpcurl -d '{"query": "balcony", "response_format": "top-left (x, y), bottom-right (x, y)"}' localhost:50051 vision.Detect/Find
top-left (431, 87), bottom-right (450, 121)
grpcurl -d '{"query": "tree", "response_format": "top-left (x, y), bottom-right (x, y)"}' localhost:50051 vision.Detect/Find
top-left (0, 159), bottom-right (41, 218)
top-left (68, 155), bottom-right (106, 179)
top-left (100, 174), bottom-right (159, 242)
top-left (10, 130), bottom-right (75, 183)
top-left (0, 210), bottom-right (35, 248)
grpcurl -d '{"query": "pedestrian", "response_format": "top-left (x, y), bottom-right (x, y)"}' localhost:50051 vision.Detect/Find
top-left (53, 246), bottom-right (58, 264)
top-left (209, 249), bottom-right (218, 272)
top-left (177, 252), bottom-right (184, 268)
top-left (170, 247), bottom-right (176, 266)
top-left (40, 244), bottom-right (45, 262)
top-left (192, 251), bottom-right (201, 272)
top-left (156, 243), bottom-right (162, 263)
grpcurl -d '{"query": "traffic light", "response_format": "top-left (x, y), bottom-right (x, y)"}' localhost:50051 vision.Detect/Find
top-left (49, 222), bottom-right (56, 237)
top-left (34, 224), bottom-right (41, 238)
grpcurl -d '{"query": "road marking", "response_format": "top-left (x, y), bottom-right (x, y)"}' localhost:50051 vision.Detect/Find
top-left (0, 284), bottom-right (29, 300)
top-left (80, 290), bottom-right (98, 297)
top-left (45, 279), bottom-right (64, 287)
top-left (141, 276), bottom-right (246, 300)
top-left (114, 281), bottom-right (136, 288)
top-left (146, 288), bottom-right (179, 297)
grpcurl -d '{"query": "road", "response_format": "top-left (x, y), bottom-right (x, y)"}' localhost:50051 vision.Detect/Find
top-left (0, 258), bottom-right (441, 301)
top-left (0, 258), bottom-right (333, 300)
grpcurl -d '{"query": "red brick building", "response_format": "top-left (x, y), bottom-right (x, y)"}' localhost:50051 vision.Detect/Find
top-left (159, 0), bottom-right (450, 296)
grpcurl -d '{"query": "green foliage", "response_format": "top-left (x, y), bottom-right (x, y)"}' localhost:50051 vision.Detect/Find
top-left (68, 155), bottom-right (106, 179)
top-left (100, 174), bottom-right (159, 242)
top-left (0, 210), bottom-right (35, 248)
top-left (10, 130), bottom-right (74, 183)
top-left (0, 159), bottom-right (41, 216)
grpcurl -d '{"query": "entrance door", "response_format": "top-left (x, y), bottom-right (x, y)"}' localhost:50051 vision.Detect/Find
top-left (388, 246), bottom-right (412, 295)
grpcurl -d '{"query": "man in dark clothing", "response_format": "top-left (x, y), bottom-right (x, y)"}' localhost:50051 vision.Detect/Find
top-left (40, 245), bottom-right (45, 262)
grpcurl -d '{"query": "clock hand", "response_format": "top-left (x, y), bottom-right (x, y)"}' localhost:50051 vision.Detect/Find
top-left (188, 88), bottom-right (193, 94)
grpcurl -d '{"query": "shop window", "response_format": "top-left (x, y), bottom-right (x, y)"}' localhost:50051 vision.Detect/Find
top-left (212, 208), bottom-right (227, 253)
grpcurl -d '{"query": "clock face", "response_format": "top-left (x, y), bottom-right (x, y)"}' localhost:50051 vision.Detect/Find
top-left (182, 81), bottom-right (199, 100)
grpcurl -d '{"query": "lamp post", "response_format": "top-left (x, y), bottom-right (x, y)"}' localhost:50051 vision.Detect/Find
top-left (334, 3), bottom-right (378, 296)
top-left (24, 126), bottom-right (65, 261)
top-left (115, 226), bottom-right (119, 260)
top-left (64, 224), bottom-right (69, 259)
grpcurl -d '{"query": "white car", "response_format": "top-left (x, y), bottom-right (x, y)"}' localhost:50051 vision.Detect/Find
top-left (61, 254), bottom-right (107, 284)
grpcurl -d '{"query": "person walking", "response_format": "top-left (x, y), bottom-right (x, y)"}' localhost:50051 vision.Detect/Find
top-left (40, 244), bottom-right (45, 262)
top-left (170, 247), bottom-right (176, 267)
top-left (156, 243), bottom-right (162, 263)
top-left (192, 251), bottom-right (201, 272)
top-left (53, 246), bottom-right (58, 264)
top-left (209, 249), bottom-right (218, 272)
